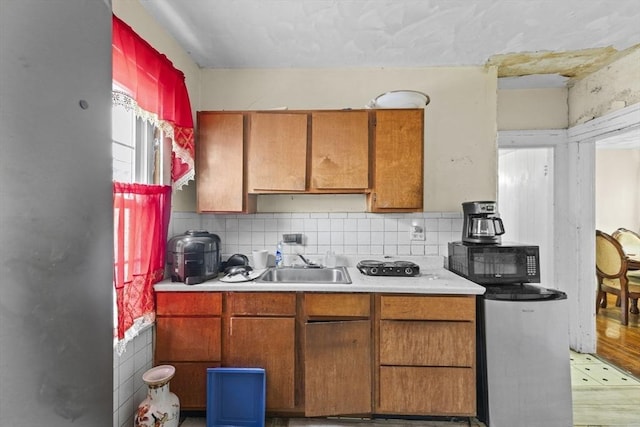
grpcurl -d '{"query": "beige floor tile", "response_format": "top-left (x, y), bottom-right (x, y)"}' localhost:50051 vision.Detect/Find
top-left (572, 385), bottom-right (640, 426)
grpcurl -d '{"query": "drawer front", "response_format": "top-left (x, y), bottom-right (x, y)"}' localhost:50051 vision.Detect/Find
top-left (227, 292), bottom-right (296, 316)
top-left (378, 366), bottom-right (475, 416)
top-left (380, 295), bottom-right (475, 321)
top-left (156, 317), bottom-right (221, 361)
top-left (379, 320), bottom-right (474, 367)
top-left (156, 292), bottom-right (222, 316)
top-left (304, 293), bottom-right (371, 317)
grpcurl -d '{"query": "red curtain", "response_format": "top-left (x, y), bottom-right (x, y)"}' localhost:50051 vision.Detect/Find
top-left (112, 14), bottom-right (195, 190)
top-left (113, 183), bottom-right (172, 341)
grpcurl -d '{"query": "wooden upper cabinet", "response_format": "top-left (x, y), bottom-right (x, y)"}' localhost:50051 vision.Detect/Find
top-left (368, 109), bottom-right (424, 212)
top-left (195, 109), bottom-right (424, 211)
top-left (310, 111), bottom-right (369, 191)
top-left (196, 112), bottom-right (255, 213)
top-left (247, 112), bottom-right (308, 192)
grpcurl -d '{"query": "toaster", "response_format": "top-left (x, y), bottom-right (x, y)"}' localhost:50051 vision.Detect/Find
top-left (167, 230), bottom-right (221, 285)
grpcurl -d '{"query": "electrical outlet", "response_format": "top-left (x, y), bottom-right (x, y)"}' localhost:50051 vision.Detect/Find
top-left (283, 233), bottom-right (303, 244)
top-left (410, 225), bottom-right (425, 241)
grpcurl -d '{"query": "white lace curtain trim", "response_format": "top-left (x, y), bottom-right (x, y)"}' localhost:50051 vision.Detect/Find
top-left (114, 312), bottom-right (155, 356)
top-left (112, 90), bottom-right (194, 191)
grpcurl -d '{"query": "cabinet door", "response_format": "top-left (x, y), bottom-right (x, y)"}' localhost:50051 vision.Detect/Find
top-left (369, 109), bottom-right (424, 212)
top-left (247, 112), bottom-right (308, 192)
top-left (304, 320), bottom-right (372, 416)
top-left (378, 366), bottom-right (475, 416)
top-left (226, 317), bottom-right (296, 411)
top-left (156, 317), bottom-right (221, 361)
top-left (310, 111), bottom-right (369, 191)
top-left (196, 112), bottom-right (255, 212)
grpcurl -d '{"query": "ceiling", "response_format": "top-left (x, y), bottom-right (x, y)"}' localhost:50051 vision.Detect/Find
top-left (140, 0), bottom-right (640, 87)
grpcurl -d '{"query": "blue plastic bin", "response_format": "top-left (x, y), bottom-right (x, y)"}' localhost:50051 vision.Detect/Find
top-left (206, 367), bottom-right (266, 427)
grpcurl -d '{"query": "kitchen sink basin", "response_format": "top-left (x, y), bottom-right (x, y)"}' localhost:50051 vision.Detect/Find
top-left (256, 266), bottom-right (352, 284)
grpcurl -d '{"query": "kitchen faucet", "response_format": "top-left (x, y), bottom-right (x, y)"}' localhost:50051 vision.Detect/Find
top-left (297, 254), bottom-right (322, 268)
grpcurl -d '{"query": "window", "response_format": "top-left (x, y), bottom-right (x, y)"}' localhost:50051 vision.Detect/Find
top-left (112, 88), bottom-right (172, 352)
top-left (111, 15), bottom-right (194, 354)
top-left (112, 91), bottom-right (168, 185)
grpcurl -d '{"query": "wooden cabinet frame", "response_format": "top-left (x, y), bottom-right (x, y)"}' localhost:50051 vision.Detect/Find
top-left (196, 109), bottom-right (424, 212)
top-left (155, 291), bottom-right (476, 418)
top-left (374, 294), bottom-right (477, 416)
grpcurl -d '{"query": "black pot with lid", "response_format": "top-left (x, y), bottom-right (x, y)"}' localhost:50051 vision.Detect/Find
top-left (167, 230), bottom-right (221, 285)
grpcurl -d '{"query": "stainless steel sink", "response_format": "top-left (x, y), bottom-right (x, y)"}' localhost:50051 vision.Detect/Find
top-left (256, 266), bottom-right (352, 284)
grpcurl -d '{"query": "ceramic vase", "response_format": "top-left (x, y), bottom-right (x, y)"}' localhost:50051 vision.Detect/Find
top-left (134, 365), bottom-right (180, 427)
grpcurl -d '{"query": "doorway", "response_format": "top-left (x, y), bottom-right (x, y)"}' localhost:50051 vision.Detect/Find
top-left (498, 104), bottom-right (640, 360)
top-left (498, 147), bottom-right (554, 287)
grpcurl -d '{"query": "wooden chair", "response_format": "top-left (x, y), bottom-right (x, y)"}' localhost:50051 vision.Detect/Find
top-left (595, 230), bottom-right (640, 326)
top-left (612, 227), bottom-right (640, 267)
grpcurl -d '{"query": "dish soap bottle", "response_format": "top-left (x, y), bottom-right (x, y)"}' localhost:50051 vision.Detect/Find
top-left (275, 241), bottom-right (283, 268)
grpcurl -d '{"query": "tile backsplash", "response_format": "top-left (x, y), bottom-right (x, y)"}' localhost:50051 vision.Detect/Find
top-left (169, 211), bottom-right (463, 259)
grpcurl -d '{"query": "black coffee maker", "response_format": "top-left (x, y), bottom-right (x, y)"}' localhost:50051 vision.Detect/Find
top-left (462, 201), bottom-right (505, 244)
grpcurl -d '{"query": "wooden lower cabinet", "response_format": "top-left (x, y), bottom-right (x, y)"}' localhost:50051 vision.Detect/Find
top-left (155, 292), bottom-right (223, 410)
top-left (225, 292), bottom-right (297, 412)
top-left (154, 291), bottom-right (476, 417)
top-left (378, 366), bottom-right (475, 415)
top-left (376, 294), bottom-right (476, 416)
top-left (304, 320), bottom-right (372, 416)
top-left (226, 316), bottom-right (296, 411)
top-left (303, 293), bottom-right (373, 416)
top-left (168, 362), bottom-right (219, 411)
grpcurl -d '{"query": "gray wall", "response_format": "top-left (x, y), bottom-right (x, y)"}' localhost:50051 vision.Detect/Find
top-left (0, 1), bottom-right (114, 425)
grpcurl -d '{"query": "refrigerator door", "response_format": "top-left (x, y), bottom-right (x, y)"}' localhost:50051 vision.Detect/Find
top-left (484, 295), bottom-right (573, 427)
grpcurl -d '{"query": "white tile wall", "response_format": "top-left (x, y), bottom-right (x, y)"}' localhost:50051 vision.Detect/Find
top-left (169, 211), bottom-right (463, 260)
top-left (113, 326), bottom-right (153, 427)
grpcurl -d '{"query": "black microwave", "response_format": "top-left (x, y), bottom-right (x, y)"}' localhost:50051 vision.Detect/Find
top-left (447, 241), bottom-right (540, 284)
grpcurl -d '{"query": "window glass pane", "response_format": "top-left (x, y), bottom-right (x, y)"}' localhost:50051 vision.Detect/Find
top-left (112, 104), bottom-right (134, 147)
top-left (112, 143), bottom-right (134, 182)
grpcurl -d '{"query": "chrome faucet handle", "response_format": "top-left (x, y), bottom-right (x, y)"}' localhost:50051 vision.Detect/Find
top-left (296, 254), bottom-right (323, 268)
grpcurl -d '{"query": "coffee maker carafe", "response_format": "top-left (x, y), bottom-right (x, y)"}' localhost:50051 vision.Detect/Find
top-left (462, 201), bottom-right (505, 244)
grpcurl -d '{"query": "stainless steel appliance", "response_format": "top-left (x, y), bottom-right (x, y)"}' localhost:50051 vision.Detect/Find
top-left (477, 284), bottom-right (572, 427)
top-left (448, 241), bottom-right (540, 284)
top-left (448, 243), bottom-right (573, 426)
top-left (167, 230), bottom-right (221, 285)
top-left (356, 260), bottom-right (420, 277)
top-left (462, 201), bottom-right (505, 244)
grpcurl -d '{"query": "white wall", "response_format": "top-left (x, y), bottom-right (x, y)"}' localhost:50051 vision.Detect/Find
top-left (498, 88), bottom-right (568, 130)
top-left (1, 1), bottom-right (113, 425)
top-left (199, 66), bottom-right (498, 213)
top-left (595, 148), bottom-right (640, 234)
top-left (569, 47), bottom-right (640, 126)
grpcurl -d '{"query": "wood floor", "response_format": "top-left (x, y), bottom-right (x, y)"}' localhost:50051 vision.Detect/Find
top-left (595, 294), bottom-right (640, 378)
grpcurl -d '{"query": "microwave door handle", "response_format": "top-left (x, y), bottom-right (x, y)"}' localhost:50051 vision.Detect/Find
top-left (494, 218), bottom-right (505, 235)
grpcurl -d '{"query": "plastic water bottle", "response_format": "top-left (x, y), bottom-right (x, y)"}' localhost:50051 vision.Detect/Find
top-left (275, 241), bottom-right (283, 268)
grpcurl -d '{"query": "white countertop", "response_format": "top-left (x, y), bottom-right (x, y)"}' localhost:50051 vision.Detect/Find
top-left (154, 256), bottom-right (485, 295)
